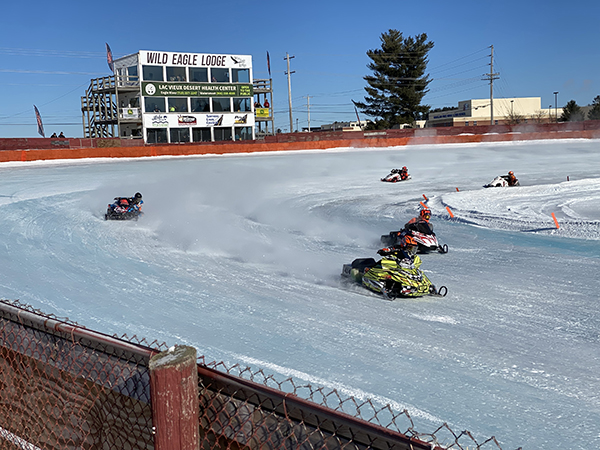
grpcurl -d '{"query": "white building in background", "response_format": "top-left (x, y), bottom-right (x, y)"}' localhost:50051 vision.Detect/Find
top-left (427, 97), bottom-right (562, 127)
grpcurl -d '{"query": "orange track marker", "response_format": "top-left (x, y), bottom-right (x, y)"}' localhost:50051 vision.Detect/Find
top-left (420, 201), bottom-right (427, 209)
top-left (551, 213), bottom-right (560, 229)
top-left (446, 206), bottom-right (454, 218)
top-left (422, 194), bottom-right (428, 201)
top-left (456, 187), bottom-right (460, 192)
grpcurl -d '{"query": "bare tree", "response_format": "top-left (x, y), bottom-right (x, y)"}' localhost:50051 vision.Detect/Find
top-left (505, 110), bottom-right (525, 125)
top-left (531, 110), bottom-right (548, 124)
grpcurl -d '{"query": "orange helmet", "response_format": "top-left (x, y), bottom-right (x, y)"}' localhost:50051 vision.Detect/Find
top-left (509, 171), bottom-right (514, 175)
top-left (420, 209), bottom-right (431, 220)
top-left (402, 234), bottom-right (417, 247)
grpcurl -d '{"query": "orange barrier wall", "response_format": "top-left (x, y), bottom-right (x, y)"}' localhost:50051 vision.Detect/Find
top-left (1, 126), bottom-right (599, 163)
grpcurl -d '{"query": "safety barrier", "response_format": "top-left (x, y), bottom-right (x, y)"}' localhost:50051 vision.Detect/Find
top-left (0, 299), bottom-right (515, 449)
top-left (1, 121), bottom-right (599, 164)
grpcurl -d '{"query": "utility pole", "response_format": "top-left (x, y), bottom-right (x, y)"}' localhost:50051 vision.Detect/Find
top-left (284, 53), bottom-right (295, 133)
top-left (482, 45), bottom-right (500, 125)
top-left (304, 95), bottom-right (311, 132)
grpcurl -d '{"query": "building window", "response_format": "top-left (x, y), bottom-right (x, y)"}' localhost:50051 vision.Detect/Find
top-left (212, 98), bottom-right (231, 112)
top-left (170, 128), bottom-right (190, 143)
top-left (211, 68), bottom-right (229, 83)
top-left (142, 65), bottom-right (163, 81)
top-left (473, 121), bottom-right (477, 126)
top-left (232, 69), bottom-right (250, 83)
top-left (168, 98), bottom-right (188, 112)
top-left (465, 121), bottom-right (469, 126)
top-left (147, 129), bottom-right (167, 144)
top-left (233, 98), bottom-right (251, 112)
top-left (235, 127), bottom-right (252, 141)
top-left (145, 97), bottom-right (165, 113)
top-left (166, 66), bottom-right (186, 82)
top-left (214, 127), bottom-right (232, 141)
top-left (190, 67), bottom-right (208, 82)
top-left (192, 127), bottom-right (211, 142)
top-left (191, 98), bottom-right (210, 112)
top-left (127, 65), bottom-right (138, 82)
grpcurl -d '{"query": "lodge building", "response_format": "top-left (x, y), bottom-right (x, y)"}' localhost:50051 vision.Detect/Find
top-left (81, 50), bottom-right (273, 143)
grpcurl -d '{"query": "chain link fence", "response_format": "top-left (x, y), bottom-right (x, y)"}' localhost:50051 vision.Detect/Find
top-left (0, 299), bottom-right (515, 450)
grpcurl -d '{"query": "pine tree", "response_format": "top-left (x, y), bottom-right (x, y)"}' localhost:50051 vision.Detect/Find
top-left (559, 100), bottom-right (585, 122)
top-left (587, 95), bottom-right (600, 120)
top-left (353, 30), bottom-right (434, 130)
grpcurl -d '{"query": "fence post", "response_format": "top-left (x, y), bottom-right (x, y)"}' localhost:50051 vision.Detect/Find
top-left (149, 345), bottom-right (199, 450)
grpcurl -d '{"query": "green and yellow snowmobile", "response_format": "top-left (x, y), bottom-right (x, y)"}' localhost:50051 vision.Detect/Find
top-left (341, 253), bottom-right (447, 299)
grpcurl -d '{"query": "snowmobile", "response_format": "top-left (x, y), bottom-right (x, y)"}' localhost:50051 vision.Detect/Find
top-left (105, 197), bottom-right (143, 221)
top-left (381, 222), bottom-right (448, 254)
top-left (483, 175), bottom-right (520, 188)
top-left (341, 254), bottom-right (447, 299)
top-left (381, 168), bottom-right (411, 183)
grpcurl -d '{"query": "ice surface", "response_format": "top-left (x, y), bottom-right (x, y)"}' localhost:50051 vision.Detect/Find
top-left (1, 139), bottom-right (599, 449)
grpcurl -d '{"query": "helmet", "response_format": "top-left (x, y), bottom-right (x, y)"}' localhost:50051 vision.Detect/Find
top-left (508, 171), bottom-right (514, 176)
top-left (134, 192), bottom-right (142, 199)
top-left (402, 166), bottom-right (407, 170)
top-left (402, 234), bottom-right (417, 248)
top-left (420, 209), bottom-right (431, 220)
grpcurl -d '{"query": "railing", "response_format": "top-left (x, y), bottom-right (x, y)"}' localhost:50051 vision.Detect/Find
top-left (0, 299), bottom-right (516, 450)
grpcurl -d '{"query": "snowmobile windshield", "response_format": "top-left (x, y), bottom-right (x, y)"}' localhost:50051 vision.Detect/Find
top-left (407, 222), bottom-right (433, 234)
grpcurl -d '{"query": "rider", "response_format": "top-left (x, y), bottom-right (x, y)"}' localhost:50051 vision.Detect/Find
top-left (111, 192), bottom-right (143, 213)
top-left (506, 171), bottom-right (519, 186)
top-left (129, 192), bottom-right (143, 211)
top-left (399, 166), bottom-right (409, 180)
top-left (405, 208), bottom-right (431, 229)
top-left (377, 234), bottom-right (420, 267)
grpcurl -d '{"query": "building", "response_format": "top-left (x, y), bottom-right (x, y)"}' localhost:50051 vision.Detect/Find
top-left (82, 50), bottom-right (264, 143)
top-left (427, 97), bottom-right (563, 127)
top-left (319, 121), bottom-right (369, 132)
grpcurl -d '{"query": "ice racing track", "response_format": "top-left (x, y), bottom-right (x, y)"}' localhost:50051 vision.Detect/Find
top-left (1, 139), bottom-right (599, 450)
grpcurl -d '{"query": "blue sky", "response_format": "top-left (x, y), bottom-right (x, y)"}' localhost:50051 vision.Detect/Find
top-left (1, 0), bottom-right (598, 137)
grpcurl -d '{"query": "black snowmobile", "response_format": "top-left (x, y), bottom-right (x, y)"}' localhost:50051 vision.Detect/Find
top-left (105, 196), bottom-right (143, 221)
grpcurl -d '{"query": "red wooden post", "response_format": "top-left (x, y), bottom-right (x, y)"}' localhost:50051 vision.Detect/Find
top-left (150, 345), bottom-right (199, 450)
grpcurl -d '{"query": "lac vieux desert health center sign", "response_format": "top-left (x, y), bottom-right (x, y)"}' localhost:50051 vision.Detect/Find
top-left (142, 82), bottom-right (252, 97)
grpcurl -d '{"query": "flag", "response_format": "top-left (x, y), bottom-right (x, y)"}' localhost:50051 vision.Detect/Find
top-left (33, 105), bottom-right (45, 138)
top-left (106, 43), bottom-right (114, 72)
top-left (266, 51), bottom-right (271, 78)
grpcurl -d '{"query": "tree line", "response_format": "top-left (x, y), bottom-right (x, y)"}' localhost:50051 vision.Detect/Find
top-left (561, 97), bottom-right (600, 122)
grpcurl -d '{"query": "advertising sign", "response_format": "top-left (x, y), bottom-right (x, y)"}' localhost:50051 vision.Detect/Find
top-left (143, 82), bottom-right (253, 98)
top-left (255, 107), bottom-right (270, 118)
top-left (121, 107), bottom-right (140, 119)
top-left (144, 113), bottom-right (254, 128)
top-left (140, 51), bottom-right (251, 68)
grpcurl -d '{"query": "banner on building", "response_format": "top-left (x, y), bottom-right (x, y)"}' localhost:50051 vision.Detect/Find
top-left (143, 113), bottom-right (254, 128)
top-left (255, 107), bottom-right (270, 118)
top-left (142, 82), bottom-right (253, 98)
